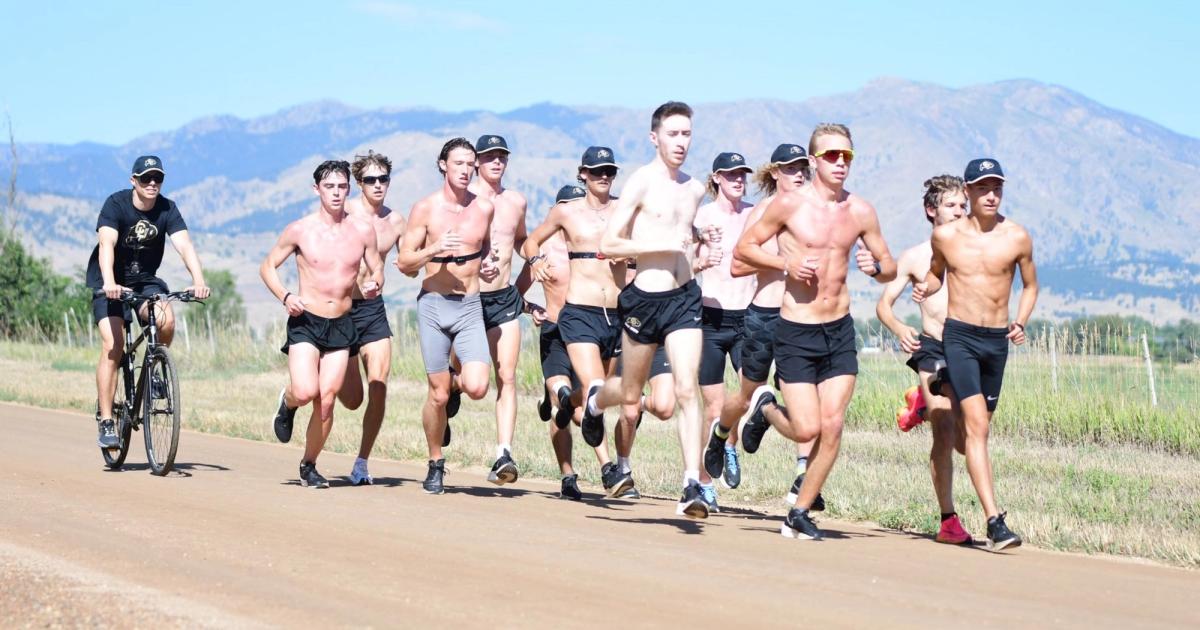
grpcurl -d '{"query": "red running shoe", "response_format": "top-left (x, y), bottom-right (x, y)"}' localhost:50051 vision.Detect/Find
top-left (936, 513), bottom-right (973, 545)
top-left (895, 386), bottom-right (927, 432)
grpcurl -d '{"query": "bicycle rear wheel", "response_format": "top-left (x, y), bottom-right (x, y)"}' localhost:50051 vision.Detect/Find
top-left (143, 345), bottom-right (181, 475)
top-left (99, 371), bottom-right (134, 469)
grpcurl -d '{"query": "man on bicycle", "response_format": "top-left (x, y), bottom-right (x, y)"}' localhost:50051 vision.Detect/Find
top-left (87, 156), bottom-right (210, 449)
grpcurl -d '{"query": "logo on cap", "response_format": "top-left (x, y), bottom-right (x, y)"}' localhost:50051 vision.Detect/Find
top-left (980, 161), bottom-right (994, 171)
top-left (144, 158), bottom-right (157, 167)
top-left (790, 146), bottom-right (801, 155)
top-left (488, 137), bottom-right (501, 145)
top-left (573, 186), bottom-right (583, 195)
top-left (598, 149), bottom-right (610, 158)
top-left (732, 154), bottom-right (743, 162)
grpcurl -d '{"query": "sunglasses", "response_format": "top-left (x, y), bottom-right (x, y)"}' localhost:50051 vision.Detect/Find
top-left (360, 175), bottom-right (390, 186)
top-left (136, 172), bottom-right (164, 185)
top-left (585, 166), bottom-right (618, 178)
top-left (812, 149), bottom-right (855, 164)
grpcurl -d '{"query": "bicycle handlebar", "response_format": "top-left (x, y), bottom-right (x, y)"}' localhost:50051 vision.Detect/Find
top-left (92, 289), bottom-right (206, 304)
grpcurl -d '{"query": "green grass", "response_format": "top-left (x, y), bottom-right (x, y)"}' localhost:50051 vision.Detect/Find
top-left (2, 327), bottom-right (1198, 568)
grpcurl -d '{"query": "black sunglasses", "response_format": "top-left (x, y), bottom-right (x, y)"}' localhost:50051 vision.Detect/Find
top-left (360, 175), bottom-right (390, 186)
top-left (585, 166), bottom-right (618, 178)
top-left (136, 172), bottom-right (164, 185)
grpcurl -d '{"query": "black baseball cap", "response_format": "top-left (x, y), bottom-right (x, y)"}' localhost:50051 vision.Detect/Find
top-left (556, 184), bottom-right (587, 204)
top-left (132, 155), bottom-right (165, 176)
top-left (770, 144), bottom-right (808, 165)
top-left (475, 134), bottom-right (510, 155)
top-left (964, 158), bottom-right (1006, 184)
top-left (712, 152), bottom-right (753, 173)
top-left (580, 146), bottom-right (618, 169)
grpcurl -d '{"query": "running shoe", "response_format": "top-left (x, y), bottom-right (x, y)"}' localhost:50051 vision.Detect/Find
top-left (554, 385), bottom-right (574, 429)
top-left (299, 462), bottom-right (329, 489)
top-left (740, 385), bottom-right (776, 454)
top-left (580, 379), bottom-right (605, 448)
top-left (703, 422), bottom-right (727, 479)
top-left (896, 386), bottom-right (927, 432)
top-left (97, 418), bottom-right (120, 449)
top-left (273, 388), bottom-right (296, 443)
top-left (487, 450), bottom-right (520, 486)
top-left (601, 462), bottom-right (634, 498)
top-left (560, 474), bottom-right (583, 501)
top-left (986, 512), bottom-right (1022, 552)
top-left (721, 445), bottom-right (742, 489)
top-left (350, 459), bottom-right (373, 486)
top-left (619, 482), bottom-right (641, 500)
top-left (785, 474), bottom-right (825, 511)
top-left (781, 508), bottom-right (821, 540)
top-left (423, 459), bottom-right (446, 495)
top-left (937, 514), bottom-right (973, 545)
top-left (538, 390), bottom-right (551, 422)
top-left (699, 483), bottom-right (720, 514)
top-left (446, 382), bottom-right (462, 419)
top-left (675, 480), bottom-right (710, 520)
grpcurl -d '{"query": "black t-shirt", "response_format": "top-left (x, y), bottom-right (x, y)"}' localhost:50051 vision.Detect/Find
top-left (85, 190), bottom-right (188, 288)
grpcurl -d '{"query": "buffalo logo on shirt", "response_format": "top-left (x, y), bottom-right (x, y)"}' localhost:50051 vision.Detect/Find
top-left (124, 219), bottom-right (159, 248)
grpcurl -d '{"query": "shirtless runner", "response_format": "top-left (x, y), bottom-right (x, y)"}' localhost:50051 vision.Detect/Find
top-left (397, 138), bottom-right (499, 495)
top-left (912, 158), bottom-right (1038, 552)
top-left (524, 148), bottom-right (631, 499)
top-left (262, 160), bottom-right (384, 488)
top-left (332, 151), bottom-right (407, 486)
top-left (469, 134), bottom-right (533, 485)
top-left (691, 151), bottom-right (756, 511)
top-left (581, 101), bottom-right (722, 519)
top-left (877, 174), bottom-right (973, 545)
top-left (735, 124), bottom-right (896, 539)
top-left (717, 144), bottom-right (823, 511)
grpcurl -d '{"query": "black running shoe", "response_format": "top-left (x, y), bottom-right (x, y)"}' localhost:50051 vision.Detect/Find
top-left (273, 388), bottom-right (296, 443)
top-left (986, 512), bottom-right (1022, 552)
top-left (619, 483), bottom-right (641, 500)
top-left (299, 462), bottom-right (329, 489)
top-left (601, 462), bottom-right (633, 498)
top-left (699, 483), bottom-right (720, 514)
top-left (721, 445), bottom-right (742, 489)
top-left (580, 380), bottom-right (605, 448)
top-left (675, 480), bottom-right (710, 520)
top-left (560, 474), bottom-right (583, 501)
top-left (703, 422), bottom-right (728, 479)
top-left (97, 418), bottom-right (120, 449)
top-left (781, 508), bottom-right (821, 540)
top-left (423, 459), bottom-right (446, 494)
top-left (740, 385), bottom-right (776, 454)
top-left (538, 390), bottom-right (551, 422)
top-left (487, 450), bottom-right (520, 486)
top-left (785, 473), bottom-right (826, 512)
top-left (553, 385), bottom-right (574, 429)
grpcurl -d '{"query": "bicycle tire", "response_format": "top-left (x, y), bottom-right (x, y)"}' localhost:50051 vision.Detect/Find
top-left (99, 370), bottom-right (134, 469)
top-left (142, 345), bottom-right (181, 476)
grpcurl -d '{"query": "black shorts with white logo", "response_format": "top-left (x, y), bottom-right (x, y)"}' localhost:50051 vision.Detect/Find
top-left (281, 311), bottom-right (360, 356)
top-left (559, 303), bottom-right (622, 361)
top-left (699, 307), bottom-right (745, 385)
top-left (481, 285), bottom-right (524, 330)
top-left (618, 280), bottom-right (702, 346)
top-left (774, 314), bottom-right (857, 385)
top-left (942, 319), bottom-right (1008, 411)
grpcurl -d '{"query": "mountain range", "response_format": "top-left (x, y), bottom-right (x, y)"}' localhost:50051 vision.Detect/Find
top-left (5, 78), bottom-right (1198, 324)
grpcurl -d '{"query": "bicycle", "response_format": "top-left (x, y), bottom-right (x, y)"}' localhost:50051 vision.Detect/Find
top-left (95, 289), bottom-right (203, 475)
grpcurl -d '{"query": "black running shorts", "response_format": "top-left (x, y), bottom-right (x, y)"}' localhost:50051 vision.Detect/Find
top-left (905, 333), bottom-right (945, 374)
top-left (942, 318), bottom-right (1008, 412)
top-left (699, 307), bottom-right (745, 386)
top-left (350, 296), bottom-right (392, 346)
top-left (90, 277), bottom-right (168, 324)
top-left (539, 321), bottom-right (577, 385)
top-left (481, 285), bottom-right (524, 329)
top-left (740, 304), bottom-right (779, 384)
top-left (618, 280), bottom-right (702, 346)
top-left (774, 314), bottom-right (858, 385)
top-left (281, 311), bottom-right (360, 356)
top-left (559, 303), bottom-right (622, 361)
top-left (615, 343), bottom-right (671, 379)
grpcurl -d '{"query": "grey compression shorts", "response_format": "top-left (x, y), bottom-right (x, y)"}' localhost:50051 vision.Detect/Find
top-left (417, 290), bottom-right (491, 374)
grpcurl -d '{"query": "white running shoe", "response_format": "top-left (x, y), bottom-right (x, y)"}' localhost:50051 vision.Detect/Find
top-left (350, 459), bottom-right (373, 486)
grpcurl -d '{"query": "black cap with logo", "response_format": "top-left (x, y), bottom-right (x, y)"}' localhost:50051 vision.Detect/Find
top-left (769, 144), bottom-right (808, 165)
top-left (964, 158), bottom-right (1006, 184)
top-left (712, 152), bottom-right (753, 173)
top-left (475, 134), bottom-right (510, 155)
top-left (556, 184), bottom-right (587, 204)
top-left (132, 155), bottom-right (165, 176)
top-left (580, 146), bottom-right (618, 169)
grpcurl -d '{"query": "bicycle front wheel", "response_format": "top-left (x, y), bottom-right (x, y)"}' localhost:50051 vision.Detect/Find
top-left (143, 345), bottom-right (181, 476)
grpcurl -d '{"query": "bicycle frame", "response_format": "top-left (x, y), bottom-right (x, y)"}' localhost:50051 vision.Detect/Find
top-left (117, 296), bottom-right (166, 429)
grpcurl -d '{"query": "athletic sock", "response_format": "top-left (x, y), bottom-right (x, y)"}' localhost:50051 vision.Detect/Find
top-left (941, 512), bottom-right (957, 522)
top-left (795, 455), bottom-right (808, 475)
top-left (355, 456), bottom-right (368, 466)
top-left (684, 469), bottom-right (700, 485)
top-left (496, 444), bottom-right (511, 459)
top-left (617, 456), bottom-right (632, 475)
top-left (713, 421), bottom-right (730, 440)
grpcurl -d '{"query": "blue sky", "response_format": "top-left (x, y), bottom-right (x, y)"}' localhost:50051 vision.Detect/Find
top-left (1, 0), bottom-right (1195, 145)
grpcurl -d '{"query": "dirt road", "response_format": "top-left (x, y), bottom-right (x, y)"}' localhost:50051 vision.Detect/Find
top-left (2, 403), bottom-right (1196, 628)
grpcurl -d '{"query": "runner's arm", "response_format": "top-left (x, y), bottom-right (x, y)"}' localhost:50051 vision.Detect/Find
top-left (361, 222), bottom-right (385, 294)
top-left (259, 225), bottom-right (299, 303)
top-left (734, 198), bottom-right (789, 272)
top-left (167, 230), bottom-right (209, 297)
top-left (97, 226), bottom-right (121, 294)
top-left (917, 228), bottom-right (948, 298)
top-left (1012, 229), bottom-right (1038, 328)
top-left (857, 202), bottom-right (897, 282)
top-left (397, 202), bottom-right (435, 274)
top-left (876, 249), bottom-right (920, 350)
top-left (521, 206), bottom-right (566, 282)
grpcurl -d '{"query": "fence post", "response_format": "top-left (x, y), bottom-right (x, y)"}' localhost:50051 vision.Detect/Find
top-left (179, 312), bottom-right (191, 353)
top-left (64, 310), bottom-right (74, 347)
top-left (1049, 324), bottom-right (1059, 393)
top-left (205, 309), bottom-right (215, 352)
top-left (1142, 332), bottom-right (1158, 407)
